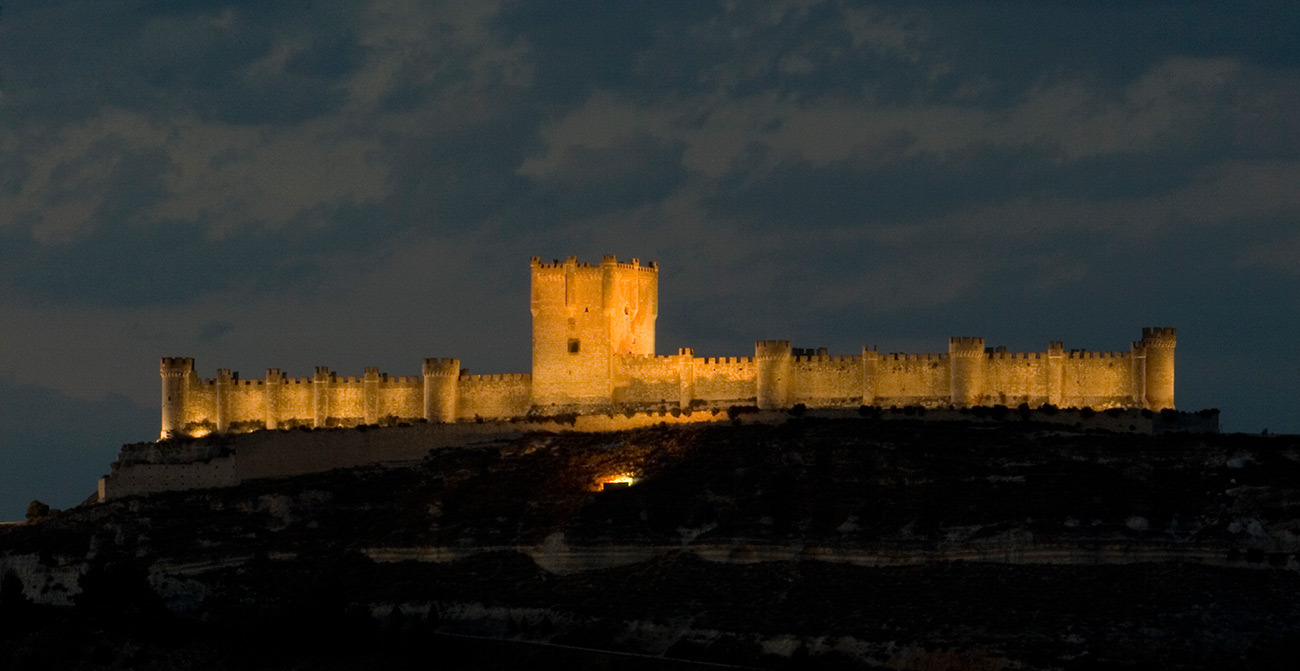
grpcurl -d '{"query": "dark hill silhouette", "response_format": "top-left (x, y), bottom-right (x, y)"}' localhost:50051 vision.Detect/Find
top-left (3, 417), bottom-right (1298, 669)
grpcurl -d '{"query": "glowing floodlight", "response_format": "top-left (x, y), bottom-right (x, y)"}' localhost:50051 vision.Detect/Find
top-left (599, 473), bottom-right (637, 490)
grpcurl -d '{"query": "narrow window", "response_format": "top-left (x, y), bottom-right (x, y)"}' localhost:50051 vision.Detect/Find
top-left (568, 339), bottom-right (581, 354)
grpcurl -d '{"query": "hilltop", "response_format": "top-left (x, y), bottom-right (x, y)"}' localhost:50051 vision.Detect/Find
top-left (2, 417), bottom-right (1298, 669)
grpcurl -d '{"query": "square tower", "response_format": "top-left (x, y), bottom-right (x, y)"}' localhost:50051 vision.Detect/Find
top-left (530, 255), bottom-right (658, 410)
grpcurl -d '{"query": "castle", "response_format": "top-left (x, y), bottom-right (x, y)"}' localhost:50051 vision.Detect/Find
top-left (158, 255), bottom-right (1175, 439)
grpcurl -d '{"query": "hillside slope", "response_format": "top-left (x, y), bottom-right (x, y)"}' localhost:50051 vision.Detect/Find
top-left (3, 418), bottom-right (1298, 669)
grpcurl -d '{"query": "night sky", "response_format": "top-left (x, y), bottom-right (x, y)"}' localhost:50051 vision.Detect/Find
top-left (2, 1), bottom-right (1298, 520)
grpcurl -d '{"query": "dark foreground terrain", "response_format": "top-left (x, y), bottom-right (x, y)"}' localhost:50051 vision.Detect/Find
top-left (3, 417), bottom-right (1299, 669)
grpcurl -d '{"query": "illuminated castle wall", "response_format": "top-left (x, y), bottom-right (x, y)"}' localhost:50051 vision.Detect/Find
top-left (159, 255), bottom-right (1175, 439)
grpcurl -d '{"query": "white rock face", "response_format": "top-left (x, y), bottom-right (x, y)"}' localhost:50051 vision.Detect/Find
top-left (0, 553), bottom-right (85, 606)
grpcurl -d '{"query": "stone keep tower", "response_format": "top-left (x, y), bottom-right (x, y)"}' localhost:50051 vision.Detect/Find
top-left (530, 255), bottom-right (658, 409)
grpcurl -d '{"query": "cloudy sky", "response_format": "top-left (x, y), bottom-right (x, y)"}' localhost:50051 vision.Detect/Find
top-left (2, 1), bottom-right (1298, 519)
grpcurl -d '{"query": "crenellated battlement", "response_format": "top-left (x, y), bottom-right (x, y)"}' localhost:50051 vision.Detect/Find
top-left (755, 340), bottom-right (791, 359)
top-left (882, 352), bottom-right (947, 361)
top-left (160, 357), bottom-right (194, 376)
top-left (696, 356), bottom-right (754, 365)
top-left (156, 256), bottom-right (1175, 441)
top-left (1066, 350), bottom-right (1129, 360)
top-left (794, 355), bottom-right (858, 363)
top-left (620, 353), bottom-right (680, 364)
top-left (460, 373), bottom-right (531, 382)
top-left (601, 254), bottom-right (658, 272)
top-left (531, 254), bottom-right (658, 272)
top-left (987, 351), bottom-right (1044, 360)
top-left (422, 358), bottom-right (461, 377)
top-left (1142, 326), bottom-right (1177, 340)
top-left (1141, 327), bottom-right (1177, 348)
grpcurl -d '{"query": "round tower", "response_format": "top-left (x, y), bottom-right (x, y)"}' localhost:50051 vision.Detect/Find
top-left (159, 357), bottom-right (194, 439)
top-left (1141, 327), bottom-right (1176, 410)
top-left (423, 358), bottom-right (460, 423)
top-left (755, 340), bottom-right (792, 410)
top-left (948, 337), bottom-right (986, 407)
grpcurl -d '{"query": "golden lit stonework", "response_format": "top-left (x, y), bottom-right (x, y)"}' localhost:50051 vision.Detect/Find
top-left (158, 255), bottom-right (1175, 439)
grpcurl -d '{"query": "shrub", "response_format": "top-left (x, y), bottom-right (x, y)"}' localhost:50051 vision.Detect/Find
top-left (1080, 407), bottom-right (1095, 419)
top-left (788, 403), bottom-right (807, 417)
top-left (25, 500), bottom-right (50, 522)
top-left (726, 405), bottom-right (759, 420)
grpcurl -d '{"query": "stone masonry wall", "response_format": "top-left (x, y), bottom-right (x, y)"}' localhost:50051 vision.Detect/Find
top-left (790, 355), bottom-right (863, 407)
top-left (457, 374), bottom-right (532, 420)
top-left (871, 353), bottom-right (951, 406)
top-left (157, 257), bottom-right (1174, 439)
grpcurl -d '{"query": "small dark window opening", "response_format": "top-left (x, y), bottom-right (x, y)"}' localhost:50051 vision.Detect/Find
top-left (568, 339), bottom-right (581, 354)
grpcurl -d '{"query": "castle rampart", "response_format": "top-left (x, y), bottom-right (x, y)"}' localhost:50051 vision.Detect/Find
top-left (156, 256), bottom-right (1176, 439)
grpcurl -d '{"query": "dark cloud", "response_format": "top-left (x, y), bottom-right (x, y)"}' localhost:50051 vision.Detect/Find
top-left (3, 2), bottom-right (364, 127)
top-left (704, 141), bottom-right (1215, 229)
top-left (0, 198), bottom-right (399, 306)
top-left (524, 133), bottom-right (690, 222)
top-left (496, 0), bottom-right (722, 101)
top-left (197, 320), bottom-right (235, 341)
top-left (2, 0), bottom-right (1299, 517)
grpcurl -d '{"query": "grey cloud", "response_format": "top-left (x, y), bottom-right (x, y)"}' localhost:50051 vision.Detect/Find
top-left (197, 320), bottom-right (236, 342)
top-left (0, 200), bottom-right (388, 306)
top-left (495, 0), bottom-right (722, 101)
top-left (3, 2), bottom-right (364, 127)
top-left (522, 133), bottom-right (690, 223)
top-left (703, 141), bottom-right (1211, 230)
top-left (2, 0), bottom-right (1298, 449)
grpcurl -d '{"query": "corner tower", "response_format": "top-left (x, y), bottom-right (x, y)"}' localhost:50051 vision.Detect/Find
top-left (530, 255), bottom-right (658, 410)
top-left (159, 357), bottom-right (194, 439)
top-left (1139, 327), bottom-right (1176, 410)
